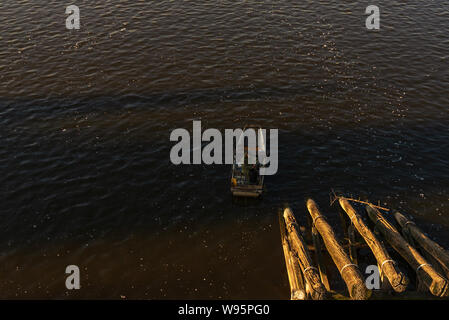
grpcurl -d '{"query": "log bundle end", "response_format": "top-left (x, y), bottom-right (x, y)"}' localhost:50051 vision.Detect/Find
top-left (280, 198), bottom-right (449, 300)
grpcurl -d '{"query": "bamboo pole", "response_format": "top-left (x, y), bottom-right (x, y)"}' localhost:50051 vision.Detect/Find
top-left (366, 205), bottom-right (449, 297)
top-left (394, 211), bottom-right (449, 277)
top-left (283, 208), bottom-right (326, 300)
top-left (279, 212), bottom-right (306, 300)
top-left (339, 199), bottom-right (408, 292)
top-left (306, 199), bottom-right (370, 300)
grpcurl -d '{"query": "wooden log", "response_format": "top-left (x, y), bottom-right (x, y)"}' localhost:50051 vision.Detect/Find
top-left (394, 211), bottom-right (449, 277)
top-left (366, 205), bottom-right (449, 297)
top-left (348, 225), bottom-right (358, 265)
top-left (279, 212), bottom-right (306, 300)
top-left (421, 248), bottom-right (449, 282)
top-left (306, 199), bottom-right (370, 300)
top-left (339, 199), bottom-right (408, 292)
top-left (283, 208), bottom-right (326, 300)
top-left (377, 262), bottom-right (393, 292)
top-left (312, 225), bottom-right (331, 291)
top-left (307, 242), bottom-right (368, 252)
top-left (399, 223), bottom-right (432, 289)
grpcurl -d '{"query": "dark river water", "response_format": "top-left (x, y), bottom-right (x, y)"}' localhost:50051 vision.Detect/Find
top-left (1, 0), bottom-right (448, 298)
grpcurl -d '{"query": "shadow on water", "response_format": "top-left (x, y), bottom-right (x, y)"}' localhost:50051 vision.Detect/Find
top-left (0, 80), bottom-right (352, 120)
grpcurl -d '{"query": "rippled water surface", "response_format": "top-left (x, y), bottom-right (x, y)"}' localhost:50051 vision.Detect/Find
top-left (1, 1), bottom-right (449, 298)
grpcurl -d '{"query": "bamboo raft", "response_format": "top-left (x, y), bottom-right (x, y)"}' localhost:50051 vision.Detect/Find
top-left (279, 196), bottom-right (449, 300)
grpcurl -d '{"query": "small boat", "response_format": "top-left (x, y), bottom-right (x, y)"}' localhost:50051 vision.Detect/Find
top-left (230, 125), bottom-right (265, 198)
